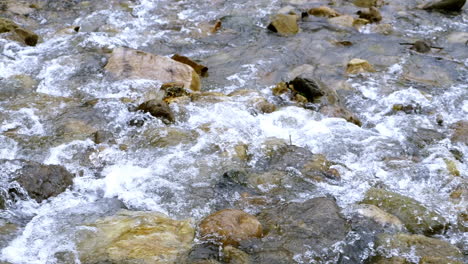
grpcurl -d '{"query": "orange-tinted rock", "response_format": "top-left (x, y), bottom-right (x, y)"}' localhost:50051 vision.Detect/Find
top-left (199, 209), bottom-right (262, 246)
top-left (171, 54), bottom-right (208, 77)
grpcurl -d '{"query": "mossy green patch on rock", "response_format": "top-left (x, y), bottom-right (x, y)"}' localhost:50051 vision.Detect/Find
top-left (0, 18), bottom-right (18, 33)
top-left (375, 233), bottom-right (462, 263)
top-left (361, 188), bottom-right (448, 235)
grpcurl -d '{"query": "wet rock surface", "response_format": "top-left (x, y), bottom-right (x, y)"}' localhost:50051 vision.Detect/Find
top-left (105, 47), bottom-right (201, 91)
top-left (241, 197), bottom-right (348, 263)
top-left (361, 188), bottom-right (448, 235)
top-left (77, 210), bottom-right (195, 264)
top-left (374, 233), bottom-right (463, 263)
top-left (0, 0), bottom-right (467, 263)
top-left (14, 161), bottom-right (75, 203)
top-left (199, 209), bottom-right (263, 246)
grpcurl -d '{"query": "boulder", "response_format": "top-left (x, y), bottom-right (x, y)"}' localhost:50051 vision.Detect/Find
top-left (346, 58), bottom-right (376, 74)
top-left (361, 188), bottom-right (448, 235)
top-left (137, 99), bottom-right (175, 124)
top-left (199, 209), bottom-right (263, 246)
top-left (308, 6), bottom-right (340, 17)
top-left (244, 197), bottom-right (348, 263)
top-left (105, 47), bottom-right (201, 91)
top-left (15, 161), bottom-right (74, 202)
top-left (77, 210), bottom-right (195, 264)
top-left (267, 14), bottom-right (299, 36)
top-left (423, 0), bottom-right (466, 12)
top-left (450, 120), bottom-right (468, 144)
top-left (375, 233), bottom-right (463, 263)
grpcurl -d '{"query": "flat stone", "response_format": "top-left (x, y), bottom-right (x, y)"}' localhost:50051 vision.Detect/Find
top-left (105, 47), bottom-right (200, 91)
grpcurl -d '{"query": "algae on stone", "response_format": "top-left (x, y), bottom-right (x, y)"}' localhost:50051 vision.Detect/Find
top-left (361, 188), bottom-right (447, 235)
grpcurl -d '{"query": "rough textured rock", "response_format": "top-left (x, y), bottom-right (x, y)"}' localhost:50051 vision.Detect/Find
top-left (137, 99), bottom-right (175, 124)
top-left (450, 120), bottom-right (468, 144)
top-left (15, 161), bottom-right (74, 202)
top-left (13, 28), bottom-right (39, 46)
top-left (105, 47), bottom-right (201, 91)
top-left (375, 233), bottom-right (463, 263)
top-left (223, 246), bottom-right (251, 264)
top-left (199, 209), bottom-right (263, 246)
top-left (267, 14), bottom-right (299, 36)
top-left (423, 0), bottom-right (466, 12)
top-left (77, 210), bottom-right (195, 264)
top-left (308, 6), bottom-right (340, 17)
top-left (288, 77), bottom-right (324, 102)
top-left (361, 188), bottom-right (448, 235)
top-left (243, 197), bottom-right (348, 263)
top-left (346, 58), bottom-right (376, 74)
top-left (0, 18), bottom-right (18, 33)
top-left (0, 18), bottom-right (39, 46)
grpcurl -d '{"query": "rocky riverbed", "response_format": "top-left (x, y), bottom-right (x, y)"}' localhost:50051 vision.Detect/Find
top-left (0, 0), bottom-right (467, 263)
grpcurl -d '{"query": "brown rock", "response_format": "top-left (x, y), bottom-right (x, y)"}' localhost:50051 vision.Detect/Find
top-left (450, 120), bottom-right (468, 144)
top-left (328, 15), bottom-right (355, 28)
top-left (353, 0), bottom-right (383, 7)
top-left (137, 99), bottom-right (175, 124)
top-left (272, 82), bottom-right (289, 96)
top-left (267, 14), bottom-right (299, 36)
top-left (199, 209), bottom-right (263, 246)
top-left (171, 54), bottom-right (208, 77)
top-left (357, 7), bottom-right (382, 23)
top-left (14, 28), bottom-right (39, 46)
top-left (105, 47), bottom-right (201, 91)
top-left (308, 6), bottom-right (340, 18)
top-left (346, 58), bottom-right (375, 74)
top-left (0, 18), bottom-right (18, 33)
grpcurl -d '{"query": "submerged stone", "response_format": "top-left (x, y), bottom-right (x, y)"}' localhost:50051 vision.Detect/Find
top-left (77, 210), bottom-right (194, 264)
top-left (199, 209), bottom-right (263, 246)
top-left (361, 188), bottom-right (448, 235)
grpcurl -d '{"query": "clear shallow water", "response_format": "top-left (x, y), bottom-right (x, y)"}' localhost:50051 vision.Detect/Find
top-left (0, 0), bottom-right (467, 263)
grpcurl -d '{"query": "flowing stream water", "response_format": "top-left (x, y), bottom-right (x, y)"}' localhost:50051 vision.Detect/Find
top-left (0, 0), bottom-right (467, 263)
